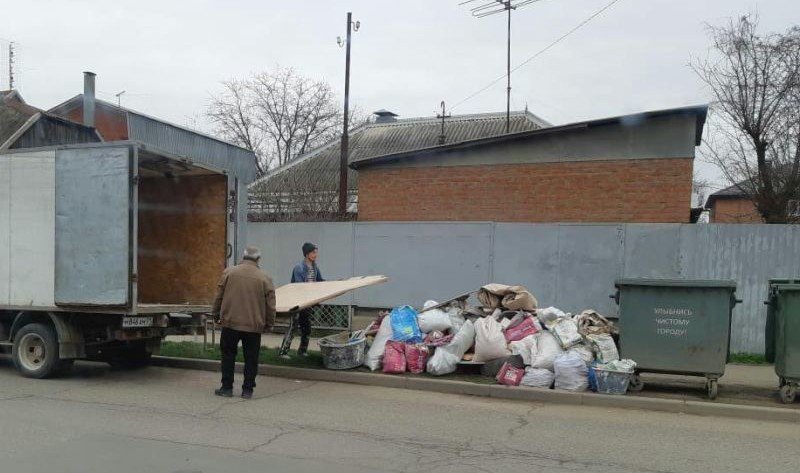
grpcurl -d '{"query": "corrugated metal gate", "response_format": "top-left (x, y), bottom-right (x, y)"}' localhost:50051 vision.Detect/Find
top-left (249, 222), bottom-right (800, 354)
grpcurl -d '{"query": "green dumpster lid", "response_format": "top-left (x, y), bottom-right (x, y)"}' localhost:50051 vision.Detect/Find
top-left (769, 278), bottom-right (800, 285)
top-left (772, 283), bottom-right (800, 291)
top-left (615, 278), bottom-right (737, 288)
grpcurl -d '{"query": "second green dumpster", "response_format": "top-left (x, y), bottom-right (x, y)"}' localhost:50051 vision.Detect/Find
top-left (613, 278), bottom-right (739, 400)
top-left (764, 279), bottom-right (800, 404)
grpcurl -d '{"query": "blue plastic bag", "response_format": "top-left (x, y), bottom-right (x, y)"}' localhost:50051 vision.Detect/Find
top-left (390, 306), bottom-right (423, 343)
top-left (587, 361), bottom-right (599, 392)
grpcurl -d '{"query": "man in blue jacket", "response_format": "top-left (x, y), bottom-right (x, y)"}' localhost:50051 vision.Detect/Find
top-left (280, 242), bottom-right (324, 357)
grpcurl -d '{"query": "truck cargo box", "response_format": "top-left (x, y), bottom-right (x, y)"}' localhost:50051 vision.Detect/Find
top-left (0, 142), bottom-right (232, 314)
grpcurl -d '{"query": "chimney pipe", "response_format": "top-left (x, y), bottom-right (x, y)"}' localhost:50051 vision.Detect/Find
top-left (83, 71), bottom-right (96, 127)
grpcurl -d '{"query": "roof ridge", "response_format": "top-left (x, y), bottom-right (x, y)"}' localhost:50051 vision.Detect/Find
top-left (370, 110), bottom-right (533, 127)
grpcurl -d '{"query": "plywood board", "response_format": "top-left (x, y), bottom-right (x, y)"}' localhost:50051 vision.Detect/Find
top-left (137, 174), bottom-right (227, 305)
top-left (275, 275), bottom-right (388, 313)
top-left (10, 151), bottom-right (56, 306)
top-left (0, 154), bottom-right (11, 305)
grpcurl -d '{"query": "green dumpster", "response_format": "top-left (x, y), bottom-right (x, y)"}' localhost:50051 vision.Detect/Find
top-left (613, 279), bottom-right (739, 400)
top-left (764, 279), bottom-right (800, 404)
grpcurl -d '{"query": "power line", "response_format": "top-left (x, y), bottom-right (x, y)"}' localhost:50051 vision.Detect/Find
top-left (451, 0), bottom-right (623, 111)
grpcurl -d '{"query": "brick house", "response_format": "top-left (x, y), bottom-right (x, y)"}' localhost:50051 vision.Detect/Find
top-left (248, 110), bottom-right (550, 220)
top-left (705, 184), bottom-right (763, 223)
top-left (705, 183), bottom-right (800, 223)
top-left (351, 106), bottom-right (707, 223)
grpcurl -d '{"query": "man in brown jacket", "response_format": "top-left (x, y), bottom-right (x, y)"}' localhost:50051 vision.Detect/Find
top-left (212, 246), bottom-right (276, 399)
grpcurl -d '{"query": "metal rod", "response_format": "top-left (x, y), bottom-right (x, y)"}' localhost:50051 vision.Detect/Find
top-left (8, 42), bottom-right (14, 90)
top-left (506, 2), bottom-right (511, 133)
top-left (338, 12), bottom-right (353, 217)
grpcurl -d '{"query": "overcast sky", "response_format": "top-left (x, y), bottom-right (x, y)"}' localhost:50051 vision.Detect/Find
top-left (3, 0), bottom-right (798, 188)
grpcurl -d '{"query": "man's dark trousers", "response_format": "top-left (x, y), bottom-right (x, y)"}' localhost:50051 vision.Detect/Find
top-left (298, 309), bottom-right (312, 354)
top-left (220, 327), bottom-right (261, 391)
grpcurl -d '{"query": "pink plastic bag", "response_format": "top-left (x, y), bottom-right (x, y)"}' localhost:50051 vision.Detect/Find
top-left (496, 362), bottom-right (526, 386)
top-left (382, 340), bottom-right (407, 374)
top-left (405, 344), bottom-right (430, 374)
top-left (504, 316), bottom-right (542, 342)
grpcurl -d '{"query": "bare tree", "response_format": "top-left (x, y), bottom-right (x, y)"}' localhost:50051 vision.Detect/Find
top-left (694, 14), bottom-right (800, 223)
top-left (692, 175), bottom-right (713, 208)
top-left (208, 79), bottom-right (266, 172)
top-left (208, 66), bottom-right (365, 176)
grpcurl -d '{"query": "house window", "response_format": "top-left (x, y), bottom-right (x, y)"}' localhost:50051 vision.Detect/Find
top-left (788, 200), bottom-right (800, 218)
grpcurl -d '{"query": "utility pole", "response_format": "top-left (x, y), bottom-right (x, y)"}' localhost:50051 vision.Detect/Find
top-left (505, 3), bottom-right (511, 133)
top-left (8, 42), bottom-right (15, 90)
top-left (337, 12), bottom-right (360, 217)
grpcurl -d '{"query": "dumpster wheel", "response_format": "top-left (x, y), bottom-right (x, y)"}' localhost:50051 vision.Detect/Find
top-left (628, 374), bottom-right (644, 392)
top-left (779, 384), bottom-right (796, 404)
top-left (706, 379), bottom-right (719, 400)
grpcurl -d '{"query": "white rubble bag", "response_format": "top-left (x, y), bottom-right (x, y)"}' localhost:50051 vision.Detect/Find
top-left (427, 320), bottom-right (476, 376)
top-left (551, 317), bottom-right (583, 349)
top-left (418, 300), bottom-right (453, 333)
top-left (568, 344), bottom-right (595, 364)
top-left (473, 316), bottom-right (511, 362)
top-left (509, 334), bottom-right (537, 365)
top-left (364, 315), bottom-right (393, 371)
top-left (447, 306), bottom-right (466, 333)
top-left (529, 331), bottom-right (564, 371)
top-left (587, 334), bottom-right (620, 363)
top-left (553, 352), bottom-right (589, 391)
top-left (537, 307), bottom-right (567, 329)
top-left (521, 367), bottom-right (555, 388)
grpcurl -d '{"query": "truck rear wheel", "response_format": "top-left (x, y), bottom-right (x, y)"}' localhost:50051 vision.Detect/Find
top-left (12, 323), bottom-right (70, 378)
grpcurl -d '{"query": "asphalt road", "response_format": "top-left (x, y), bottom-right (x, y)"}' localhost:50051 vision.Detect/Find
top-left (0, 359), bottom-right (797, 473)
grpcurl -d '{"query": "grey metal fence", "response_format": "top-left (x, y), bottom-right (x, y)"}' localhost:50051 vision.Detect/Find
top-left (249, 222), bottom-right (800, 354)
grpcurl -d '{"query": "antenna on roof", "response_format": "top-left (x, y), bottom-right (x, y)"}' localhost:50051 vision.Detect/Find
top-left (115, 90), bottom-right (126, 107)
top-left (436, 101), bottom-right (451, 145)
top-left (7, 42), bottom-right (15, 90)
top-left (460, 0), bottom-right (540, 133)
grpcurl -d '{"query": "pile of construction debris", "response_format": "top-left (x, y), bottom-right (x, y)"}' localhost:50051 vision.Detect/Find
top-left (359, 284), bottom-right (636, 394)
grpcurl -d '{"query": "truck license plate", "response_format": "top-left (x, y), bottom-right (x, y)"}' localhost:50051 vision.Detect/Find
top-left (122, 317), bottom-right (154, 328)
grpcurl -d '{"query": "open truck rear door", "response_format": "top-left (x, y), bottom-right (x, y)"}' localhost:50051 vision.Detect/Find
top-left (55, 145), bottom-right (132, 306)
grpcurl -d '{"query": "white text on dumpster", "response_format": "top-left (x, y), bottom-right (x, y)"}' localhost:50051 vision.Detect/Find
top-left (653, 307), bottom-right (693, 337)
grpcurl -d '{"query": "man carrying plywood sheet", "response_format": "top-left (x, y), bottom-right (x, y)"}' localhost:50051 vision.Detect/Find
top-left (277, 242), bottom-right (387, 357)
top-left (281, 243), bottom-right (325, 357)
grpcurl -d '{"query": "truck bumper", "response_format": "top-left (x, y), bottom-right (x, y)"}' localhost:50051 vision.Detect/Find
top-left (114, 313), bottom-right (206, 341)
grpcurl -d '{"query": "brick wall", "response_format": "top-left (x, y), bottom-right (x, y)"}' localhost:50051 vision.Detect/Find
top-left (710, 198), bottom-right (763, 223)
top-left (358, 158), bottom-right (693, 223)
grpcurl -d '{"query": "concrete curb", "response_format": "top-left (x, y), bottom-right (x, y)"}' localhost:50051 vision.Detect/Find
top-left (151, 356), bottom-right (800, 423)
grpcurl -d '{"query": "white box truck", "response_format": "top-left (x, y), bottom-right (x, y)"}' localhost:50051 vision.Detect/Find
top-left (1, 142), bottom-right (240, 377)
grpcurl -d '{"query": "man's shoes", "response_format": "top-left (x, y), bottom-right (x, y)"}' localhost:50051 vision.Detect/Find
top-left (214, 387), bottom-right (233, 398)
top-left (297, 350), bottom-right (309, 358)
top-left (241, 389), bottom-right (253, 399)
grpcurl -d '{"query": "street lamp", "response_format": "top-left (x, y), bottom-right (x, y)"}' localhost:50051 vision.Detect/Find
top-left (337, 13), bottom-right (360, 217)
